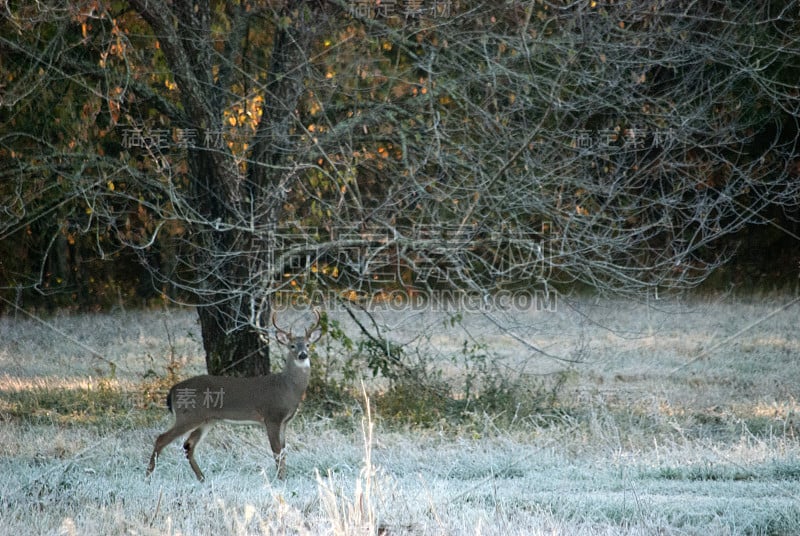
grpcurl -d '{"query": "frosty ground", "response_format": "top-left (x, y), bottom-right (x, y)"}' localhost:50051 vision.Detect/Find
top-left (1, 296), bottom-right (799, 534)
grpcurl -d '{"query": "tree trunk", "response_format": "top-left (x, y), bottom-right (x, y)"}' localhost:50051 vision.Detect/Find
top-left (188, 140), bottom-right (273, 376)
top-left (198, 305), bottom-right (270, 376)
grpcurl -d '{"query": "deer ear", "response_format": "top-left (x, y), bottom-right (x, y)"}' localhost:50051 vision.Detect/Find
top-left (307, 328), bottom-right (322, 344)
top-left (275, 331), bottom-right (291, 345)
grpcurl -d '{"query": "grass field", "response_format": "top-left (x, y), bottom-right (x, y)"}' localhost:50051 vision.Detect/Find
top-left (1, 295), bottom-right (799, 534)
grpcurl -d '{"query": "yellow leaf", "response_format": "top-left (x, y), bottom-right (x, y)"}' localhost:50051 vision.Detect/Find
top-left (107, 181), bottom-right (115, 191)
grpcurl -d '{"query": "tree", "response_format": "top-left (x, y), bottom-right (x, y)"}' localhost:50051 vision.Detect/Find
top-left (2, 0), bottom-right (328, 374)
top-left (1, 0), bottom-right (798, 373)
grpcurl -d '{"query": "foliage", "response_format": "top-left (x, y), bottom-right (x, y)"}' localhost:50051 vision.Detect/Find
top-left (304, 314), bottom-right (570, 426)
top-left (306, 316), bottom-right (357, 410)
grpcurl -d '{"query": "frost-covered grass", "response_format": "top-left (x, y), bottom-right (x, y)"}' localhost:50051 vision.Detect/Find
top-left (1, 297), bottom-right (800, 534)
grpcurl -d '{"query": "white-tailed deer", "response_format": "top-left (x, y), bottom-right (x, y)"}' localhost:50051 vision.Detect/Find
top-left (146, 310), bottom-right (321, 481)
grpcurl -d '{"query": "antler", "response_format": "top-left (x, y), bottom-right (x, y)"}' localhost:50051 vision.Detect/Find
top-left (305, 309), bottom-right (321, 339)
top-left (272, 311), bottom-right (293, 339)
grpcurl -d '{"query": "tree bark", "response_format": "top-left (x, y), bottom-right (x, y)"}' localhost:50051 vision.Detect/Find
top-left (198, 304), bottom-right (270, 376)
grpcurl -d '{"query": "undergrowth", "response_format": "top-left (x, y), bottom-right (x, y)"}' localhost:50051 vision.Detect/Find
top-left (0, 380), bottom-right (157, 427)
top-left (0, 316), bottom-right (571, 430)
top-left (304, 317), bottom-right (573, 428)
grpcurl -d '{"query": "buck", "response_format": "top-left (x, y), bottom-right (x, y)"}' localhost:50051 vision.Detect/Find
top-left (146, 310), bottom-right (322, 481)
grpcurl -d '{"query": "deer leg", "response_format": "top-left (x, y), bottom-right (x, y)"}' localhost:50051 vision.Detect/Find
top-left (278, 422), bottom-right (288, 479)
top-left (146, 421), bottom-right (197, 477)
top-left (183, 425), bottom-right (209, 482)
top-left (266, 421), bottom-right (286, 479)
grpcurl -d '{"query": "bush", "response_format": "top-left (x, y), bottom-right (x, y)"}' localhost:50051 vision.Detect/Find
top-left (306, 317), bottom-right (568, 427)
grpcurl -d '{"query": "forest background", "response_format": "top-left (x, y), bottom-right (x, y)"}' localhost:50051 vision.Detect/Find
top-left (2, 0), bottom-right (798, 323)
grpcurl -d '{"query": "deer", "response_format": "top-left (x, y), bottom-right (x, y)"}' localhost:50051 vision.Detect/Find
top-left (145, 310), bottom-right (322, 482)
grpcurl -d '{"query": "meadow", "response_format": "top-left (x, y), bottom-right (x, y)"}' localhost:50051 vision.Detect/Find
top-left (1, 295), bottom-right (799, 535)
